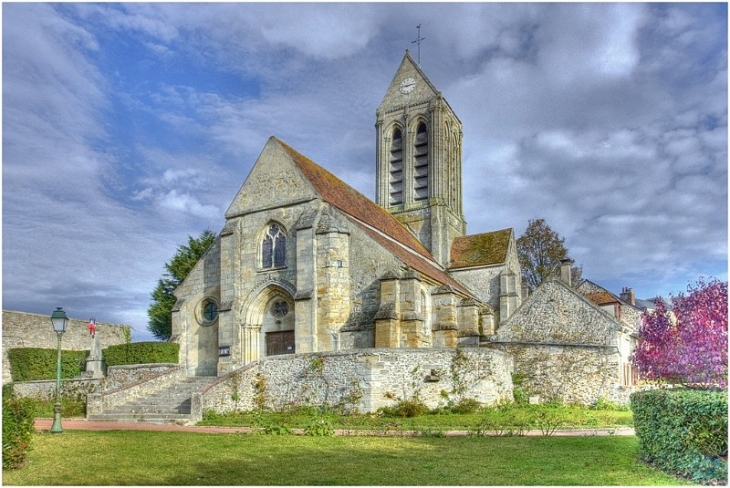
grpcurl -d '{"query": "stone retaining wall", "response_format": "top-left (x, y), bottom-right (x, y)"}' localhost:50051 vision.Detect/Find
top-left (202, 348), bottom-right (514, 414)
top-left (10, 378), bottom-right (101, 401)
top-left (104, 364), bottom-right (179, 391)
top-left (87, 366), bottom-right (187, 415)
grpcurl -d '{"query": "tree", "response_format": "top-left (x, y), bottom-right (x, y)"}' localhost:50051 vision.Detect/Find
top-left (147, 230), bottom-right (216, 341)
top-left (633, 278), bottom-right (728, 388)
top-left (516, 218), bottom-right (582, 291)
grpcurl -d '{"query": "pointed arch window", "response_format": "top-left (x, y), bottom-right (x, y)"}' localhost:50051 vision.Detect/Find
top-left (414, 122), bottom-right (429, 201)
top-left (389, 128), bottom-right (403, 206)
top-left (262, 224), bottom-right (286, 268)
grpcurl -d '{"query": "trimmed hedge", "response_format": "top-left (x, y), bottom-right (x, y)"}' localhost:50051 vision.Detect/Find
top-left (103, 342), bottom-right (179, 366)
top-left (8, 348), bottom-right (88, 382)
top-left (2, 384), bottom-right (35, 469)
top-left (631, 388), bottom-right (727, 485)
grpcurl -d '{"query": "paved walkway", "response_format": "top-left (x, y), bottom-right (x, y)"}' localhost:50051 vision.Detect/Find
top-left (34, 418), bottom-right (635, 437)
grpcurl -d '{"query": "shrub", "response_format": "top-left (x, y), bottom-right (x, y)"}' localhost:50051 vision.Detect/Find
top-left (450, 397), bottom-right (482, 414)
top-left (252, 410), bottom-right (292, 436)
top-left (380, 396), bottom-right (429, 418)
top-left (511, 373), bottom-right (529, 405)
top-left (591, 396), bottom-right (630, 411)
top-left (303, 410), bottom-right (336, 436)
top-left (631, 388), bottom-right (727, 485)
top-left (8, 348), bottom-right (88, 382)
top-left (2, 384), bottom-right (36, 470)
top-left (103, 342), bottom-right (179, 366)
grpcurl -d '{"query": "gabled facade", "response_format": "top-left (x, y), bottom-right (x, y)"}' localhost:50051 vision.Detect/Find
top-left (171, 51), bottom-right (520, 377)
top-left (576, 279), bottom-right (644, 331)
top-left (448, 229), bottom-right (523, 327)
top-left (171, 134), bottom-right (517, 376)
top-left (488, 266), bottom-right (638, 403)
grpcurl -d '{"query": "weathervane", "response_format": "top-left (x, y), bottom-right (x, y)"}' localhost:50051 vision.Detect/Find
top-left (411, 24), bottom-right (426, 65)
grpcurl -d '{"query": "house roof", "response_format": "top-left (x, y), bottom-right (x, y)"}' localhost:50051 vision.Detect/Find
top-left (635, 298), bottom-right (658, 310)
top-left (584, 291), bottom-right (619, 306)
top-left (277, 138), bottom-right (472, 297)
top-left (578, 279), bottom-right (645, 311)
top-left (449, 229), bottom-right (512, 269)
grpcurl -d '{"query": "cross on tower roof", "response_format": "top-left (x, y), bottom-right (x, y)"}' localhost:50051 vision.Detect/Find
top-left (411, 24), bottom-right (426, 65)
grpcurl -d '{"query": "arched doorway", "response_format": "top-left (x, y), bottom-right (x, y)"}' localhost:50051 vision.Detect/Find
top-left (241, 282), bottom-right (296, 364)
top-left (261, 294), bottom-right (295, 356)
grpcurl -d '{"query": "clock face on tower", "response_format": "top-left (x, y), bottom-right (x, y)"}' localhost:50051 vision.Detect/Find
top-left (399, 77), bottom-right (416, 94)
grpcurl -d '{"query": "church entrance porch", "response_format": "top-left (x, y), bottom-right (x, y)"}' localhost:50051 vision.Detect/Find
top-left (240, 282), bottom-right (296, 365)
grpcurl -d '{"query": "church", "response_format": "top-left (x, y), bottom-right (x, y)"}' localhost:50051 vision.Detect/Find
top-left (171, 51), bottom-right (639, 406)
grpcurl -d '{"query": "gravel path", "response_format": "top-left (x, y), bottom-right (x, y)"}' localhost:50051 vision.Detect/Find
top-left (34, 418), bottom-right (635, 437)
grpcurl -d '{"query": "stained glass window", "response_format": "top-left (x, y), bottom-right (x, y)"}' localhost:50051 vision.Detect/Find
top-left (262, 224), bottom-right (286, 268)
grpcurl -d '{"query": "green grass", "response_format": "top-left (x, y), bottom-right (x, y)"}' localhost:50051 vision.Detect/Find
top-left (199, 404), bottom-right (634, 432)
top-left (3, 431), bottom-right (689, 485)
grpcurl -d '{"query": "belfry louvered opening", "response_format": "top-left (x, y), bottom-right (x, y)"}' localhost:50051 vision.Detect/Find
top-left (414, 122), bottom-right (429, 201)
top-left (389, 128), bottom-right (403, 205)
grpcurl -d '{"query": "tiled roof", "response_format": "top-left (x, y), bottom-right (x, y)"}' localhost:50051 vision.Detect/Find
top-left (584, 291), bottom-right (619, 306)
top-left (277, 139), bottom-right (471, 296)
top-left (449, 229), bottom-right (512, 269)
top-left (280, 139), bottom-right (431, 258)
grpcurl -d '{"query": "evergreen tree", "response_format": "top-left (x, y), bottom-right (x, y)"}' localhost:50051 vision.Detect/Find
top-left (517, 218), bottom-right (582, 292)
top-left (147, 230), bottom-right (216, 341)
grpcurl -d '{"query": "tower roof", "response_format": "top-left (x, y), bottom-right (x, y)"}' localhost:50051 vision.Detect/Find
top-left (377, 50), bottom-right (460, 125)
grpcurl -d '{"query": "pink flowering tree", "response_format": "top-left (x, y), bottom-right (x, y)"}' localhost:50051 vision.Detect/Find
top-left (633, 278), bottom-right (727, 389)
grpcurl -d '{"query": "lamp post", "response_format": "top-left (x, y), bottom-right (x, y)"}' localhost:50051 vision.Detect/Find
top-left (49, 307), bottom-right (68, 434)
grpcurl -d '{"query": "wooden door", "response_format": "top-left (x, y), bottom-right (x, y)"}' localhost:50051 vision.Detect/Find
top-left (266, 330), bottom-right (295, 356)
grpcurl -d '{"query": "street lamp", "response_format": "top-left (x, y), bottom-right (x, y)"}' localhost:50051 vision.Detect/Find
top-left (49, 307), bottom-right (68, 434)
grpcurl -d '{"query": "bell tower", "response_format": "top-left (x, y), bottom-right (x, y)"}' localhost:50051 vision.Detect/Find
top-left (375, 50), bottom-right (466, 267)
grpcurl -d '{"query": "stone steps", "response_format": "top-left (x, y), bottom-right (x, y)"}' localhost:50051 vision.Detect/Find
top-left (87, 376), bottom-right (218, 425)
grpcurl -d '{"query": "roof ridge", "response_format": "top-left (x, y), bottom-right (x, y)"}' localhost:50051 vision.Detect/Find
top-left (271, 138), bottom-right (474, 299)
top-left (275, 138), bottom-right (432, 258)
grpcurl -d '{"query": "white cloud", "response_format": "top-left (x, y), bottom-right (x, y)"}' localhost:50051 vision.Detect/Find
top-left (159, 190), bottom-right (220, 220)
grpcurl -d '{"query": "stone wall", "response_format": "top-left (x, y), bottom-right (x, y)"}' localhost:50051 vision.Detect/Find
top-left (488, 279), bottom-right (635, 405)
top-left (201, 348), bottom-right (513, 414)
top-left (3, 310), bottom-right (130, 384)
top-left (486, 342), bottom-right (633, 405)
top-left (10, 364), bottom-right (179, 401)
top-left (104, 364), bottom-right (179, 391)
top-left (449, 266), bottom-right (502, 312)
top-left (11, 378), bottom-right (101, 401)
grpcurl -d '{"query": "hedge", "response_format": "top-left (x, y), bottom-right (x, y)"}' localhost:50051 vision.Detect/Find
top-left (2, 384), bottom-right (35, 469)
top-left (8, 348), bottom-right (88, 382)
top-left (103, 342), bottom-right (179, 366)
top-left (631, 388), bottom-right (727, 485)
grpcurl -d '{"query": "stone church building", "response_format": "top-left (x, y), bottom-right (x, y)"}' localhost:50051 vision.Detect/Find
top-left (171, 51), bottom-right (639, 406)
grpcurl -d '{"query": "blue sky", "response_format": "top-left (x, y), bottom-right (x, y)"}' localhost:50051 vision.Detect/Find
top-left (3, 3), bottom-right (727, 342)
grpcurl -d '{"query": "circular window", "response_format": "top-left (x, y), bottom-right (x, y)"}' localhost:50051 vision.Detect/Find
top-left (271, 299), bottom-right (289, 318)
top-left (196, 298), bottom-right (219, 326)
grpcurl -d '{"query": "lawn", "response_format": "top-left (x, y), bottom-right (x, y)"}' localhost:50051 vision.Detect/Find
top-left (199, 404), bottom-right (635, 432)
top-left (3, 431), bottom-right (689, 486)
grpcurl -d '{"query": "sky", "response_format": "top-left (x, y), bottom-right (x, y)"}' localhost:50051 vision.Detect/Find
top-left (3, 3), bottom-right (727, 342)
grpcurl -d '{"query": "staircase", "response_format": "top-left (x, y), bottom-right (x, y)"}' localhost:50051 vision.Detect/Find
top-left (87, 376), bottom-right (219, 425)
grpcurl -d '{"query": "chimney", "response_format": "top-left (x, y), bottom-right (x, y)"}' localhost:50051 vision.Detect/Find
top-left (559, 259), bottom-right (573, 286)
top-left (620, 287), bottom-right (636, 306)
